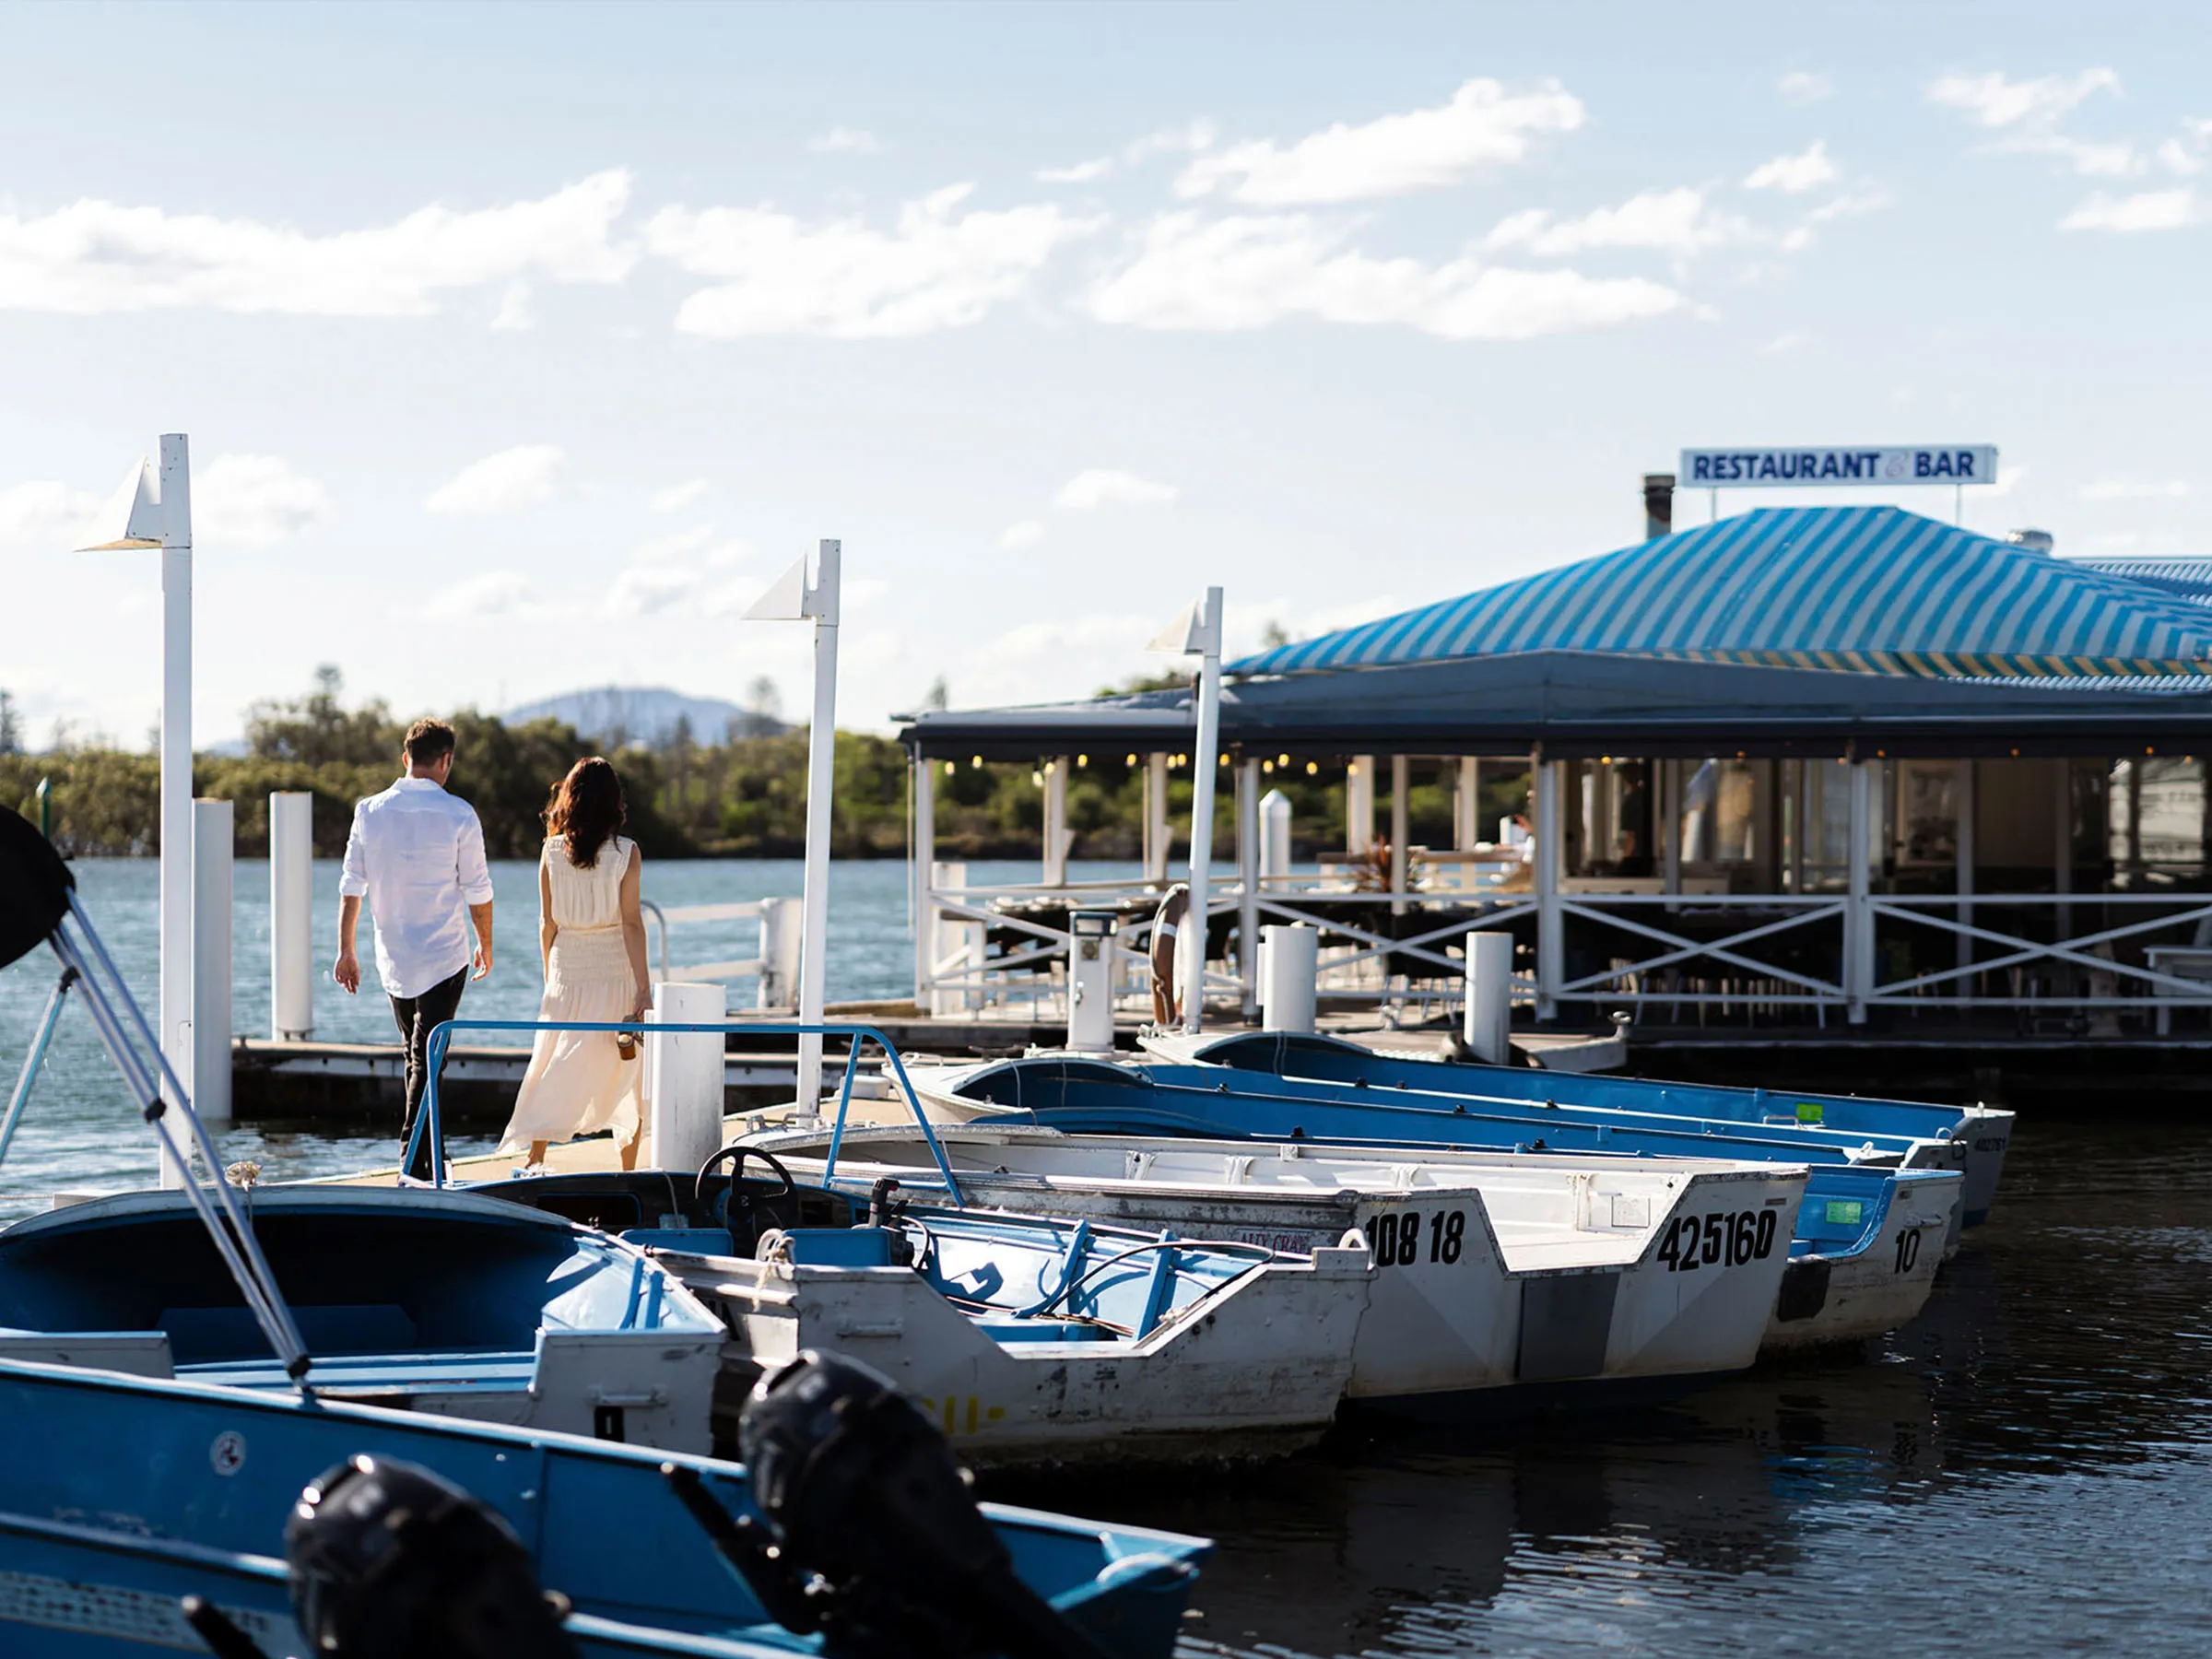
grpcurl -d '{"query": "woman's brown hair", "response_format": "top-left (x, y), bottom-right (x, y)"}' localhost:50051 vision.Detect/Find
top-left (544, 757), bottom-right (627, 869)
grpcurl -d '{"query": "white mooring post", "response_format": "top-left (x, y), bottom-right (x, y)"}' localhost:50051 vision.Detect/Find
top-left (1260, 924), bottom-right (1318, 1033)
top-left (1041, 759), bottom-right (1070, 888)
top-left (80, 434), bottom-right (194, 1184)
top-left (1146, 753), bottom-right (1171, 881)
top-left (647, 981), bottom-right (724, 1171)
top-left (744, 540), bottom-right (841, 1110)
top-left (1147, 588), bottom-right (1224, 1035)
top-left (1347, 758), bottom-right (1375, 855)
top-left (1066, 911), bottom-right (1118, 1052)
top-left (1260, 788), bottom-right (1292, 880)
top-left (1463, 930), bottom-right (1513, 1065)
top-left (269, 792), bottom-right (314, 1041)
top-left (192, 799), bottom-right (233, 1124)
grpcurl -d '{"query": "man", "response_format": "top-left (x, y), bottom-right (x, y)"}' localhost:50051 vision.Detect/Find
top-left (335, 719), bottom-right (494, 1179)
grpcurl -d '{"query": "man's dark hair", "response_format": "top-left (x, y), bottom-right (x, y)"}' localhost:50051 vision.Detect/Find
top-left (403, 719), bottom-right (456, 768)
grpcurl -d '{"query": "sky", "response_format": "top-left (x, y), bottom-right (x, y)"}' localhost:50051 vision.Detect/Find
top-left (0, 1), bottom-right (2206, 748)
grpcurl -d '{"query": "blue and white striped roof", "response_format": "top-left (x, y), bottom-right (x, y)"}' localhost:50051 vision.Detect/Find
top-left (1234, 506), bottom-right (2212, 680)
top-left (2070, 555), bottom-right (2212, 606)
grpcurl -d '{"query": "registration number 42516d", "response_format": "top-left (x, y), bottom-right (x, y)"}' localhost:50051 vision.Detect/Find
top-left (1655, 1209), bottom-right (1779, 1273)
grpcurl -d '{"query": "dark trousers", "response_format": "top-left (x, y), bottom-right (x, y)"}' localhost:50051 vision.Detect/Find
top-left (389, 966), bottom-right (467, 1180)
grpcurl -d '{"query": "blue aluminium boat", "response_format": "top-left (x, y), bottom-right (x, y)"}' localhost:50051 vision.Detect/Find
top-left (0, 1185), bottom-right (728, 1450)
top-left (1145, 1030), bottom-right (2015, 1226)
top-left (903, 1056), bottom-right (1965, 1347)
top-left (0, 1354), bottom-right (1206, 1658)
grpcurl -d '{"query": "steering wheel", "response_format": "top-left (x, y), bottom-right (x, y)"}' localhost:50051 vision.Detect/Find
top-left (698, 1144), bottom-right (797, 1254)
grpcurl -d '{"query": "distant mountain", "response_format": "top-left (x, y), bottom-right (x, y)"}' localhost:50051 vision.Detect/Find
top-left (505, 686), bottom-right (783, 747)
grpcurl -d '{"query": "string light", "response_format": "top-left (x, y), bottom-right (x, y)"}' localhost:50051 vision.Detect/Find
top-left (1305, 761), bottom-right (1319, 776)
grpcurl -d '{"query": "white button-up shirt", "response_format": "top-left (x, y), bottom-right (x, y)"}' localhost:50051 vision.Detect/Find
top-left (338, 776), bottom-right (496, 999)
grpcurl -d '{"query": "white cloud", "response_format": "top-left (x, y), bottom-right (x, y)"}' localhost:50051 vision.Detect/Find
top-left (1038, 158), bottom-right (1114, 185)
top-left (0, 171), bottom-right (635, 317)
top-left (1926, 69), bottom-right (2138, 176)
top-left (1126, 122), bottom-right (1218, 165)
top-left (194, 454), bottom-right (332, 547)
top-left (1761, 330), bottom-right (1810, 354)
top-left (1053, 470), bottom-right (1179, 511)
top-left (1745, 141), bottom-right (1840, 194)
top-left (1486, 187), bottom-right (1752, 258)
top-left (629, 524), bottom-right (717, 563)
top-left (1175, 78), bottom-right (1584, 205)
top-left (649, 185), bottom-right (1103, 338)
top-left (490, 281), bottom-right (535, 332)
top-left (0, 479), bottom-right (103, 550)
top-left (1088, 213), bottom-right (1683, 340)
top-left (651, 478), bottom-right (709, 513)
top-left (2060, 187), bottom-right (2202, 231)
top-left (603, 565), bottom-right (700, 618)
top-left (998, 519), bottom-right (1044, 547)
top-left (809, 126), bottom-right (886, 156)
top-left (426, 571), bottom-right (538, 621)
top-left (2078, 477), bottom-right (2191, 500)
top-left (424, 444), bottom-right (564, 515)
top-left (1778, 71), bottom-right (1834, 106)
top-left (702, 575), bottom-right (768, 618)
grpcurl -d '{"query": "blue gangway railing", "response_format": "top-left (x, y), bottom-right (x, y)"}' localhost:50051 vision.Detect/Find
top-left (410, 1019), bottom-right (966, 1205)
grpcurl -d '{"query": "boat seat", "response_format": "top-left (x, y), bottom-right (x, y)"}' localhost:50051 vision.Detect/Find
top-left (160, 1302), bottom-right (420, 1360)
top-left (778, 1227), bottom-right (907, 1268)
top-left (968, 1317), bottom-right (1118, 1344)
top-left (178, 1348), bottom-right (540, 1393)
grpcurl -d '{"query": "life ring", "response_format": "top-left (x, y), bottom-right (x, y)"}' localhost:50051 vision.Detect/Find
top-left (1149, 884), bottom-right (1189, 1025)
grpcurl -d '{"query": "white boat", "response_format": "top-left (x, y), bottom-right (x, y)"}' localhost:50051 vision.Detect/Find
top-left (741, 1121), bottom-right (1814, 1416)
top-left (474, 1166), bottom-right (1371, 1465)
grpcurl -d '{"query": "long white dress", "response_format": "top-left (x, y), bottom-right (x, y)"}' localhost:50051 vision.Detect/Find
top-left (497, 835), bottom-right (643, 1154)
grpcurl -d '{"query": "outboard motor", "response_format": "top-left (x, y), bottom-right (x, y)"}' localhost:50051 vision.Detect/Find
top-left (285, 1455), bottom-right (579, 1658)
top-left (665, 1350), bottom-right (1111, 1659)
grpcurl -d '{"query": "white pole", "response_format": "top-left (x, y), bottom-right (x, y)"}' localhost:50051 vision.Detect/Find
top-left (912, 757), bottom-right (935, 1006)
top-left (159, 434), bottom-right (193, 1187)
top-left (192, 798), bottom-right (232, 1124)
top-left (1389, 754), bottom-right (1410, 915)
top-left (1463, 931), bottom-right (1512, 1064)
top-left (1041, 759), bottom-right (1068, 887)
top-left (1147, 753), bottom-right (1170, 881)
top-left (1535, 754), bottom-right (1561, 1022)
top-left (795, 540), bottom-right (840, 1111)
top-left (1183, 587), bottom-right (1223, 1034)
top-left (1347, 758), bottom-right (1375, 854)
top-left (1260, 788), bottom-right (1292, 879)
top-left (1456, 757), bottom-right (1480, 851)
top-left (1237, 759), bottom-right (1259, 1019)
top-left (269, 792), bottom-right (314, 1041)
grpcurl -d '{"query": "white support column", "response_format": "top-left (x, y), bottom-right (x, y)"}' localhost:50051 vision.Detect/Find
top-left (1847, 758), bottom-right (1873, 1024)
top-left (1661, 758), bottom-right (1682, 911)
top-left (269, 791), bottom-right (313, 1041)
top-left (1535, 754), bottom-right (1562, 1022)
top-left (192, 799), bottom-right (232, 1124)
top-left (1956, 759), bottom-right (1976, 982)
top-left (1041, 759), bottom-right (1069, 888)
top-left (1146, 753), bottom-right (1171, 882)
top-left (158, 436), bottom-right (194, 1186)
top-left (1389, 754), bottom-right (1410, 916)
top-left (1456, 757), bottom-right (1480, 851)
top-left (1182, 589), bottom-right (1224, 1033)
top-left (912, 757), bottom-right (935, 1006)
top-left (1347, 757), bottom-right (1375, 854)
top-left (1237, 759), bottom-right (1260, 1018)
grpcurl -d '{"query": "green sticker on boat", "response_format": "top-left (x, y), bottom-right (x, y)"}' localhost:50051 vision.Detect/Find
top-left (1795, 1102), bottom-right (1825, 1124)
top-left (1824, 1199), bottom-right (1863, 1225)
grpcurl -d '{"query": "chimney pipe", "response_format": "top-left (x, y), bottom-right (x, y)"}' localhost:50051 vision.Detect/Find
top-left (1642, 473), bottom-right (1676, 541)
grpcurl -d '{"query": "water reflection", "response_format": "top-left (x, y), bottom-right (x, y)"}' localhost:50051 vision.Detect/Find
top-left (998, 1116), bottom-right (2212, 1658)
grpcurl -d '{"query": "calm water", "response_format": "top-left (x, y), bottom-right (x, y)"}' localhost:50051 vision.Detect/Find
top-left (7, 861), bottom-right (2211, 1652)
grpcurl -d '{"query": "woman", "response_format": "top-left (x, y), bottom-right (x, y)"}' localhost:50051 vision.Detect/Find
top-left (497, 758), bottom-right (651, 1171)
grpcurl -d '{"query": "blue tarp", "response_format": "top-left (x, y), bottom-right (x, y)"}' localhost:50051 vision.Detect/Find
top-left (1233, 507), bottom-right (2212, 679)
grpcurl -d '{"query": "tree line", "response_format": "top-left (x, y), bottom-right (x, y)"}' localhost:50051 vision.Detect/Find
top-left (1, 672), bottom-right (1523, 862)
